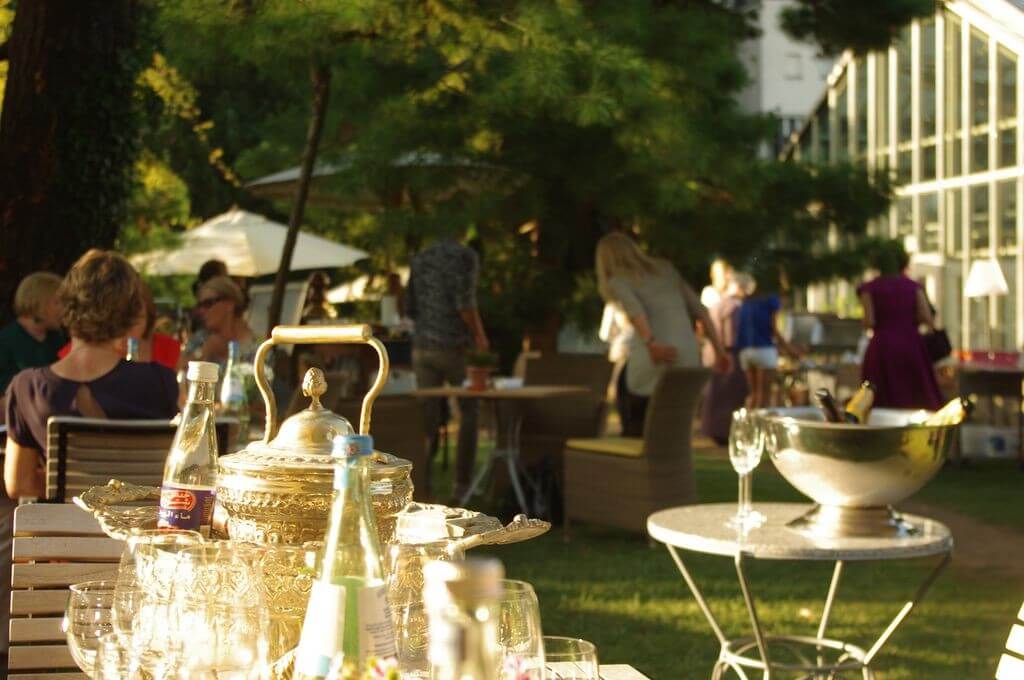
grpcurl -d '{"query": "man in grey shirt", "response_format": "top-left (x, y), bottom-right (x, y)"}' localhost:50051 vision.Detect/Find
top-left (406, 235), bottom-right (489, 500)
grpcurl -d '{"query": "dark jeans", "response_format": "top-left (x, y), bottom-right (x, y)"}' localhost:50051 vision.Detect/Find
top-left (412, 347), bottom-right (479, 498)
top-left (616, 364), bottom-right (648, 437)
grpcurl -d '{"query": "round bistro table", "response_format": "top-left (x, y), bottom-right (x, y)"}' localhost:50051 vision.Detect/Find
top-left (647, 503), bottom-right (952, 679)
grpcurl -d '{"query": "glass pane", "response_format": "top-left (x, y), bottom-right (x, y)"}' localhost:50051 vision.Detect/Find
top-left (970, 29), bottom-right (988, 128)
top-left (998, 48), bottom-right (1017, 168)
top-left (999, 261), bottom-right (1016, 349)
top-left (946, 188), bottom-right (963, 254)
top-left (876, 52), bottom-right (889, 150)
top-left (897, 196), bottom-right (914, 238)
top-left (815, 103), bottom-right (830, 163)
top-left (898, 149), bottom-right (913, 184)
top-left (921, 19), bottom-right (937, 138)
top-left (998, 179), bottom-right (1017, 249)
top-left (971, 184), bottom-right (990, 251)
top-left (944, 14), bottom-right (962, 176)
top-left (897, 28), bottom-right (913, 143)
top-left (922, 144), bottom-right (937, 180)
top-left (972, 132), bottom-right (989, 172)
top-left (836, 75), bottom-right (849, 162)
top-left (856, 59), bottom-right (868, 158)
top-left (922, 192), bottom-right (940, 252)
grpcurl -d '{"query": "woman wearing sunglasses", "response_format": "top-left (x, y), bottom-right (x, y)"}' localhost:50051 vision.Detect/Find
top-left (193, 275), bottom-right (258, 366)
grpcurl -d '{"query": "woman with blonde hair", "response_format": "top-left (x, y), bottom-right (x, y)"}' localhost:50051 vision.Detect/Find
top-left (596, 232), bottom-right (730, 435)
top-left (4, 250), bottom-right (178, 499)
top-left (193, 275), bottom-right (258, 365)
top-left (0, 271), bottom-right (66, 394)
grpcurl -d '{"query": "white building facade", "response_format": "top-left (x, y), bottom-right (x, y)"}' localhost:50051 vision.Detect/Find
top-left (788, 0), bottom-right (1024, 352)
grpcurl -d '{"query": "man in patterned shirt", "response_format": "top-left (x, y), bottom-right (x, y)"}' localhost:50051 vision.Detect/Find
top-left (407, 235), bottom-right (489, 500)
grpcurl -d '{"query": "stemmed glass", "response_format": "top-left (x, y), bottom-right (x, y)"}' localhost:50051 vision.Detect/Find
top-left (63, 580), bottom-right (116, 675)
top-left (728, 408), bottom-right (766, 530)
top-left (498, 580), bottom-right (545, 680)
top-left (542, 636), bottom-right (599, 679)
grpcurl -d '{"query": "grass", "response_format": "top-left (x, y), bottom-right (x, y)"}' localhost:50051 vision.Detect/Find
top-left (429, 445), bottom-right (1024, 679)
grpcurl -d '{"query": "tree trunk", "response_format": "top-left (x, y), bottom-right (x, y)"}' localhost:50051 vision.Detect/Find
top-left (0, 1), bottom-right (142, 324)
top-left (267, 63), bottom-right (331, 331)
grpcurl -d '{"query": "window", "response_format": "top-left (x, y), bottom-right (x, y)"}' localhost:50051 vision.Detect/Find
top-left (998, 179), bottom-right (1017, 250)
top-left (998, 47), bottom-right (1017, 168)
top-left (946, 188), bottom-right (963, 255)
top-left (875, 52), bottom-right (889, 152)
top-left (971, 184), bottom-right (990, 251)
top-left (836, 74), bottom-right (849, 162)
top-left (970, 29), bottom-right (989, 173)
top-left (921, 193), bottom-right (940, 252)
top-left (920, 20), bottom-right (937, 180)
top-left (784, 53), bottom-right (803, 80)
top-left (855, 59), bottom-right (868, 159)
top-left (897, 28), bottom-right (913, 144)
top-left (898, 150), bottom-right (913, 184)
top-left (944, 14), bottom-right (962, 176)
top-left (896, 196), bottom-right (913, 238)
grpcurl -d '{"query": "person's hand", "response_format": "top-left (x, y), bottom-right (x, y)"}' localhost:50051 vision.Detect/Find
top-left (713, 352), bottom-right (733, 373)
top-left (646, 340), bottom-right (678, 365)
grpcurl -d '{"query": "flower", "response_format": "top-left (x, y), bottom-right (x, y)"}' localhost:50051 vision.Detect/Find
top-left (502, 654), bottom-right (532, 680)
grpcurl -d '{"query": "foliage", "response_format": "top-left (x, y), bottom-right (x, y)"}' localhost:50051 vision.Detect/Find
top-left (780, 0), bottom-right (937, 55)
top-left (0, 0), bottom-right (11, 111)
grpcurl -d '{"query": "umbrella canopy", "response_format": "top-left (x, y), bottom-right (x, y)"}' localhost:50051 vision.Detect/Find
top-left (131, 209), bottom-right (368, 277)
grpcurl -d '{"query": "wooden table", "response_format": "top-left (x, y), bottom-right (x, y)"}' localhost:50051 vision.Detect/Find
top-left (412, 385), bottom-right (589, 514)
top-left (546, 663), bottom-right (649, 679)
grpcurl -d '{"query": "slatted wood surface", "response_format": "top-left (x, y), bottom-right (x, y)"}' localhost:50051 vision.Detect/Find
top-left (996, 602), bottom-right (1024, 679)
top-left (8, 503), bottom-right (120, 679)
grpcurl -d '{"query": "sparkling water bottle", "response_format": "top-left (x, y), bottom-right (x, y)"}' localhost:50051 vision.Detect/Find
top-left (218, 340), bottom-right (250, 438)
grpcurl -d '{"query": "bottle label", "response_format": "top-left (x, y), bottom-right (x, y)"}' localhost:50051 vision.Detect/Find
top-left (157, 484), bottom-right (216, 535)
top-left (294, 581), bottom-right (396, 677)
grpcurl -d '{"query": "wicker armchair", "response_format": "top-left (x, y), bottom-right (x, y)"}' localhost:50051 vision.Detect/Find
top-left (563, 367), bottom-right (709, 534)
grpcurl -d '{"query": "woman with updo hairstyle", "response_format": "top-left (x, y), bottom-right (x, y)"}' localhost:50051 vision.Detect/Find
top-left (4, 249), bottom-right (178, 499)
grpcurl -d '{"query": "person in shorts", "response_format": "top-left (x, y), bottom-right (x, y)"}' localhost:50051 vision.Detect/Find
top-left (734, 273), bottom-right (799, 408)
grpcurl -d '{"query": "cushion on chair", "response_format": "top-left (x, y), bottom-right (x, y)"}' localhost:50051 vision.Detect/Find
top-left (565, 436), bottom-right (643, 458)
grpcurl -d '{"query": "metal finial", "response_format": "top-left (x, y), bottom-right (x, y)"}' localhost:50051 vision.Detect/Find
top-left (302, 368), bottom-right (327, 410)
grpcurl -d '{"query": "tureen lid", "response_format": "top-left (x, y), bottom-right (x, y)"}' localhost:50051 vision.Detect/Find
top-left (219, 367), bottom-right (410, 475)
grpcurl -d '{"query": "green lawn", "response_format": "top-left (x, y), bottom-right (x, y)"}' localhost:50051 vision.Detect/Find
top-left (449, 447), bottom-right (1024, 679)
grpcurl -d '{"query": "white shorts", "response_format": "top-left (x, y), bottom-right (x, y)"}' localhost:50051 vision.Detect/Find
top-left (739, 346), bottom-right (779, 370)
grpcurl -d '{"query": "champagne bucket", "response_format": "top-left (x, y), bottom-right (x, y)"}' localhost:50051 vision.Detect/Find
top-left (216, 324), bottom-right (414, 546)
top-left (759, 407), bottom-right (958, 537)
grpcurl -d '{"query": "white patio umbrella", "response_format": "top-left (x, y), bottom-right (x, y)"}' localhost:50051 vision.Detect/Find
top-left (130, 209), bottom-right (368, 277)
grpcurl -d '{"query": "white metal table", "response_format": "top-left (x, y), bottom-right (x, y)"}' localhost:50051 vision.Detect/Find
top-left (647, 503), bottom-right (952, 679)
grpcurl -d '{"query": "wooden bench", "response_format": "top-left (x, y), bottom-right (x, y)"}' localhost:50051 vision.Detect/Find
top-left (7, 503), bottom-right (121, 679)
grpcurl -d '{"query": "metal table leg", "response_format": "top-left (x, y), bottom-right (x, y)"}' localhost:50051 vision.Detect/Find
top-left (459, 400), bottom-right (536, 515)
top-left (735, 553), bottom-right (772, 679)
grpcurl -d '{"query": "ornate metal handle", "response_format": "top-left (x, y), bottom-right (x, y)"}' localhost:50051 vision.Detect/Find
top-left (253, 324), bottom-right (390, 442)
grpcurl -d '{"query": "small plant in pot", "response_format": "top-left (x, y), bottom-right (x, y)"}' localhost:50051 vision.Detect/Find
top-left (466, 350), bottom-right (498, 391)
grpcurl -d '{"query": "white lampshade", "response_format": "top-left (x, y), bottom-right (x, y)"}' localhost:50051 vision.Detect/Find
top-left (964, 259), bottom-right (1009, 298)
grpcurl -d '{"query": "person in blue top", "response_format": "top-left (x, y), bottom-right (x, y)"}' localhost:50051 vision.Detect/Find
top-left (734, 273), bottom-right (800, 408)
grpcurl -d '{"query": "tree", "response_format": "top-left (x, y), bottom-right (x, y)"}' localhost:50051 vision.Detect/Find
top-left (0, 0), bottom-right (148, 324)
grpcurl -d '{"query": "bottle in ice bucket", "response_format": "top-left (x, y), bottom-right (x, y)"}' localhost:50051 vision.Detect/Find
top-left (219, 340), bottom-right (250, 437)
top-left (843, 381), bottom-right (876, 424)
top-left (294, 434), bottom-right (397, 680)
top-left (814, 388), bottom-right (845, 423)
top-left (157, 361), bottom-right (220, 537)
top-left (424, 559), bottom-right (504, 680)
top-left (924, 396), bottom-right (974, 426)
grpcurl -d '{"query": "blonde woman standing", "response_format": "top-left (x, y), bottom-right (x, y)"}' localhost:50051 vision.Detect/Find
top-left (596, 233), bottom-right (730, 435)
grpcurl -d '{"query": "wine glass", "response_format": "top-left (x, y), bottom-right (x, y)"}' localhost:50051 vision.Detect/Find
top-left (387, 540), bottom-right (465, 607)
top-left (393, 600), bottom-right (431, 679)
top-left (93, 631), bottom-right (140, 679)
top-left (498, 580), bottom-right (545, 680)
top-left (63, 580), bottom-right (115, 674)
top-left (542, 636), bottom-right (599, 679)
top-left (728, 408), bottom-right (766, 530)
top-left (116, 528), bottom-right (203, 590)
top-left (171, 599), bottom-right (272, 679)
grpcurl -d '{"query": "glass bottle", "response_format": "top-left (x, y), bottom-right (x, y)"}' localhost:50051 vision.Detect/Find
top-left (844, 381), bottom-right (876, 424)
top-left (813, 388), bottom-right (844, 423)
top-left (219, 340), bottom-right (250, 439)
top-left (294, 434), bottom-right (397, 680)
top-left (125, 337), bottom-right (139, 362)
top-left (157, 361), bottom-right (220, 537)
top-left (424, 559), bottom-right (503, 680)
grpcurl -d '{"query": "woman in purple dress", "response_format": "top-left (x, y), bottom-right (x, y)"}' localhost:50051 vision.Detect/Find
top-left (857, 249), bottom-right (942, 410)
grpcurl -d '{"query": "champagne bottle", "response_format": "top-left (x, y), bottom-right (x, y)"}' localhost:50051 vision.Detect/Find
top-left (814, 388), bottom-right (845, 423)
top-left (924, 397), bottom-right (974, 426)
top-left (218, 340), bottom-right (250, 439)
top-left (424, 559), bottom-right (504, 680)
top-left (157, 361), bottom-right (220, 536)
top-left (844, 382), bottom-right (876, 424)
top-left (294, 434), bottom-right (396, 680)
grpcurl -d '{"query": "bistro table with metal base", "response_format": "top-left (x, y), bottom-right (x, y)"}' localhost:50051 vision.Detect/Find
top-left (647, 503), bottom-right (952, 679)
top-left (413, 385), bottom-right (588, 515)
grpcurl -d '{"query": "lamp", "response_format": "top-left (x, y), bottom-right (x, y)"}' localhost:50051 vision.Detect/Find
top-left (964, 259), bottom-right (1009, 355)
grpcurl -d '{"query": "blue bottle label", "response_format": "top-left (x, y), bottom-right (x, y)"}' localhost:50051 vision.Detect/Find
top-left (157, 484), bottom-right (216, 535)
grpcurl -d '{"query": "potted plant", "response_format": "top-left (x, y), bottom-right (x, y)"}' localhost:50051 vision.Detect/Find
top-left (466, 350), bottom-right (498, 391)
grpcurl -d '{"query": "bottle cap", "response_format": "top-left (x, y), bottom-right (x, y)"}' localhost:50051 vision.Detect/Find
top-left (332, 434), bottom-right (373, 458)
top-left (186, 361), bottom-right (220, 383)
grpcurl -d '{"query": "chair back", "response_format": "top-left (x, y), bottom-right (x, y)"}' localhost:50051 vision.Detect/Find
top-left (524, 353), bottom-right (613, 395)
top-left (522, 353), bottom-right (614, 436)
top-left (641, 367), bottom-right (710, 460)
top-left (45, 416), bottom-right (240, 502)
top-left (7, 503), bottom-right (121, 677)
top-left (997, 601), bottom-right (1024, 678)
top-left (333, 396), bottom-right (428, 497)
